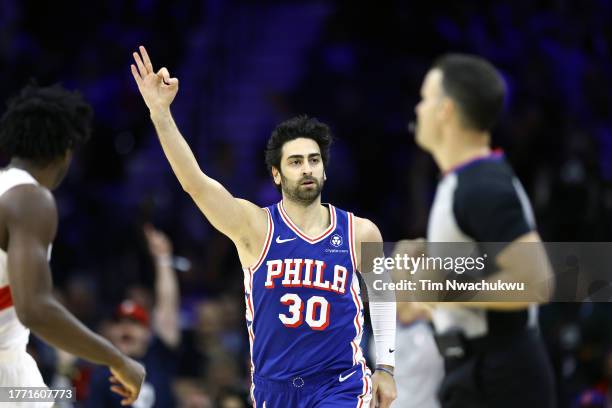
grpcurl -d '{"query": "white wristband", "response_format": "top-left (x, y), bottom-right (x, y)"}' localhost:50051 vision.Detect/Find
top-left (155, 255), bottom-right (173, 268)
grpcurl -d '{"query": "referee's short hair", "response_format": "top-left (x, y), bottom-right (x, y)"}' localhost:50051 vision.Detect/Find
top-left (433, 54), bottom-right (506, 131)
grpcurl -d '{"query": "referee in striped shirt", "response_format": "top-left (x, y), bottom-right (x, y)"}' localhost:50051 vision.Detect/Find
top-left (410, 54), bottom-right (556, 408)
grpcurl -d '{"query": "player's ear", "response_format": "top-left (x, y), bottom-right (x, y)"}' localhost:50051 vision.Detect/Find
top-left (323, 170), bottom-right (327, 181)
top-left (272, 166), bottom-right (281, 187)
top-left (58, 149), bottom-right (73, 165)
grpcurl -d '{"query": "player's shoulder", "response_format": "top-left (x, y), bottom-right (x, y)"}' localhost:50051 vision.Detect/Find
top-left (235, 198), bottom-right (270, 223)
top-left (236, 198), bottom-right (269, 213)
top-left (0, 184), bottom-right (56, 223)
top-left (352, 215), bottom-right (382, 243)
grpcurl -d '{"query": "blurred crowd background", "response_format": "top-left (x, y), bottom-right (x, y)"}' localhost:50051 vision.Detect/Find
top-left (2, 0), bottom-right (612, 407)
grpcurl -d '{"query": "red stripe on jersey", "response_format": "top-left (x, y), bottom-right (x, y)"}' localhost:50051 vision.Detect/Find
top-left (0, 286), bottom-right (13, 310)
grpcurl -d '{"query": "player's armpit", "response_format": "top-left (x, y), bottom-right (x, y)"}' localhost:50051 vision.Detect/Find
top-left (222, 198), bottom-right (270, 268)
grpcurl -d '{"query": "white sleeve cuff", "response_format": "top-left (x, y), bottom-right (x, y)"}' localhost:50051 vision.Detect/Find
top-left (369, 300), bottom-right (396, 367)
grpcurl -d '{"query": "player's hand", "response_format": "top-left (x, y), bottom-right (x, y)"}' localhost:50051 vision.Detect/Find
top-left (372, 367), bottom-right (397, 408)
top-left (109, 356), bottom-right (146, 406)
top-left (397, 301), bottom-right (434, 323)
top-left (390, 238), bottom-right (425, 280)
top-left (131, 45), bottom-right (179, 113)
top-left (143, 223), bottom-right (173, 259)
top-left (392, 238), bottom-right (426, 259)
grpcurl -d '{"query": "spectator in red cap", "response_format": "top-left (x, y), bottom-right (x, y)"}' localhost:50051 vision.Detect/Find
top-left (86, 225), bottom-right (181, 407)
top-left (110, 300), bottom-right (152, 358)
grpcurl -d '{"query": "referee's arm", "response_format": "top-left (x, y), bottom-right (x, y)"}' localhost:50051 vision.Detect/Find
top-left (452, 231), bottom-right (554, 310)
top-left (449, 180), bottom-right (554, 310)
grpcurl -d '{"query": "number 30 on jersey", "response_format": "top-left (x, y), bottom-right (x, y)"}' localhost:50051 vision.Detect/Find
top-left (279, 294), bottom-right (330, 330)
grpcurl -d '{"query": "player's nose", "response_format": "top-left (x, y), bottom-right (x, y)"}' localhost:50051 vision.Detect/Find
top-left (302, 162), bottom-right (313, 175)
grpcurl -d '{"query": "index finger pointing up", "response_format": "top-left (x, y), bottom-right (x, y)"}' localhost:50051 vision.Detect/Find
top-left (139, 46), bottom-right (154, 73)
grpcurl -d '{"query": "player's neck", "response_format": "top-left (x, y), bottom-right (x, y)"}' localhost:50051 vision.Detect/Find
top-left (433, 129), bottom-right (491, 174)
top-left (281, 197), bottom-right (330, 236)
top-left (9, 158), bottom-right (58, 189)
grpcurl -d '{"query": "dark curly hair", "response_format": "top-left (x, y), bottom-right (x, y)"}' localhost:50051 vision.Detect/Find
top-left (264, 115), bottom-right (333, 177)
top-left (0, 82), bottom-right (93, 165)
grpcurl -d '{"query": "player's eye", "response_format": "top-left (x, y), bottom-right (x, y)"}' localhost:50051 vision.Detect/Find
top-left (310, 157), bottom-right (320, 164)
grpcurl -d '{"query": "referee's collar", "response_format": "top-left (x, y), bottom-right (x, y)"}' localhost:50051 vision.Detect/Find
top-left (443, 148), bottom-right (504, 177)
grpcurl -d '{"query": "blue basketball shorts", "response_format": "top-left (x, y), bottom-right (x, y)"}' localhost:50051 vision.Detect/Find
top-left (251, 364), bottom-right (372, 408)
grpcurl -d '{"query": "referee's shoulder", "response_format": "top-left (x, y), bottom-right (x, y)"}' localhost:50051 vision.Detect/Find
top-left (455, 157), bottom-right (516, 192)
top-left (453, 176), bottom-right (521, 217)
top-left (353, 215), bottom-right (382, 243)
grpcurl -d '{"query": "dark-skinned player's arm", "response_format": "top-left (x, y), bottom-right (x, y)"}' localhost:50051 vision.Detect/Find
top-left (130, 46), bottom-right (267, 257)
top-left (354, 217), bottom-right (397, 408)
top-left (4, 185), bottom-right (145, 406)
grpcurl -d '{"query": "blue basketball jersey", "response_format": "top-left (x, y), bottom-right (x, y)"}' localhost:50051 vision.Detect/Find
top-left (243, 201), bottom-right (368, 381)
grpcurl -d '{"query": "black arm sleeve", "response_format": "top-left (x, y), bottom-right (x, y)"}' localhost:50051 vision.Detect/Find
top-left (453, 178), bottom-right (532, 243)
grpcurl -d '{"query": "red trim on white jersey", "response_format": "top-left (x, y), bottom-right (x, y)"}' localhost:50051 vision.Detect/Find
top-left (249, 208), bottom-right (274, 273)
top-left (277, 202), bottom-right (337, 244)
top-left (0, 286), bottom-right (13, 311)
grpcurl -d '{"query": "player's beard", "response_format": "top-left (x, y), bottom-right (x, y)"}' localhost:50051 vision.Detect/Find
top-left (281, 174), bottom-right (324, 206)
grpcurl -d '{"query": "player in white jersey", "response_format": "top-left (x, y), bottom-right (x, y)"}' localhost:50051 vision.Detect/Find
top-left (0, 83), bottom-right (145, 406)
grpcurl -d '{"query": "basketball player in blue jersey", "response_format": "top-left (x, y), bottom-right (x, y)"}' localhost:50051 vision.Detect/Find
top-left (131, 46), bottom-right (397, 408)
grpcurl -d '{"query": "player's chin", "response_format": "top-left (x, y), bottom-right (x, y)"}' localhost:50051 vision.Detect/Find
top-left (298, 189), bottom-right (320, 200)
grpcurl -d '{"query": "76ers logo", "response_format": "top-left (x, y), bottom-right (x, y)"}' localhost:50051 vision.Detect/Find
top-left (330, 234), bottom-right (343, 247)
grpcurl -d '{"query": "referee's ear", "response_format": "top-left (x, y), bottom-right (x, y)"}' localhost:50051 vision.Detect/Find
top-left (438, 97), bottom-right (456, 124)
